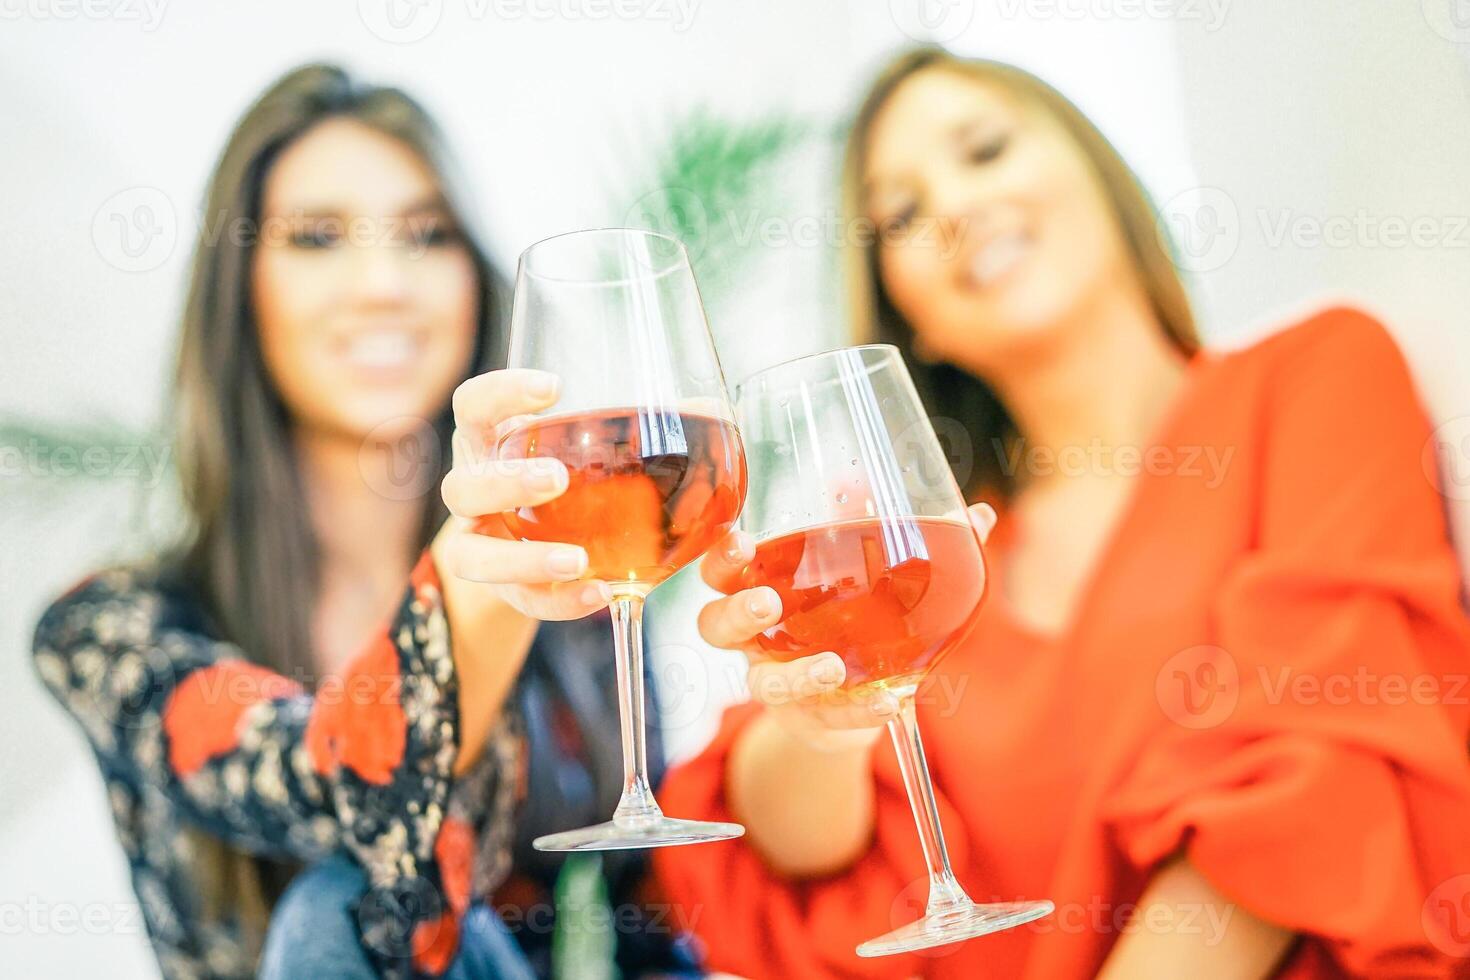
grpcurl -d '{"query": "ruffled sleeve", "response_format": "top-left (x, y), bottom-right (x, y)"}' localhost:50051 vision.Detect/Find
top-left (1101, 309), bottom-right (1470, 976)
top-left (32, 549), bottom-right (498, 979)
top-left (652, 701), bottom-right (974, 979)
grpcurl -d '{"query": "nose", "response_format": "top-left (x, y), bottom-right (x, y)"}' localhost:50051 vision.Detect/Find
top-left (348, 237), bottom-right (412, 307)
top-left (925, 161), bottom-right (989, 223)
top-left (920, 165), bottom-right (1001, 255)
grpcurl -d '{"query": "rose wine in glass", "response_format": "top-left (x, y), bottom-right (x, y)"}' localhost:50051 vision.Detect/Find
top-left (497, 228), bottom-right (747, 851)
top-left (736, 516), bottom-right (985, 692)
top-left (734, 344), bottom-right (1054, 956)
top-left (497, 407), bottom-right (745, 588)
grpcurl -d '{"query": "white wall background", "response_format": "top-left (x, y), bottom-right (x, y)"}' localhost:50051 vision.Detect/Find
top-left (2, 2), bottom-right (1467, 976)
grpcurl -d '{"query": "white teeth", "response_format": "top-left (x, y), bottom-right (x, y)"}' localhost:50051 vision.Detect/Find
top-left (969, 234), bottom-right (1029, 287)
top-left (344, 332), bottom-right (418, 369)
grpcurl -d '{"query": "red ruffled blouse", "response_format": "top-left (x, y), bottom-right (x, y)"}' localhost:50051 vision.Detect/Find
top-left (654, 307), bottom-right (1470, 978)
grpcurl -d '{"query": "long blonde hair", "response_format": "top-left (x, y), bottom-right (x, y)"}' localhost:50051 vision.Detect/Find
top-left (840, 47), bottom-right (1199, 501)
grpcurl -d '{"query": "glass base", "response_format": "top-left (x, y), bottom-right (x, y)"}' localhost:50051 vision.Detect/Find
top-left (856, 900), bottom-right (1054, 957)
top-left (532, 816), bottom-right (745, 852)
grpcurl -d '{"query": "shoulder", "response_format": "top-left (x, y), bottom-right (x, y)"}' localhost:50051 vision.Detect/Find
top-left (33, 561), bottom-right (198, 657)
top-left (1229, 305), bottom-right (1413, 387)
top-left (1201, 305), bottom-right (1428, 439)
top-left (1215, 307), bottom-right (1442, 520)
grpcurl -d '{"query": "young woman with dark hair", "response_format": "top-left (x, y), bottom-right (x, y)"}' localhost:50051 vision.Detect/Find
top-left (34, 64), bottom-right (700, 980)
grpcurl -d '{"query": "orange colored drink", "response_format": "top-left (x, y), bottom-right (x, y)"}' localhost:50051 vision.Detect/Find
top-left (738, 516), bottom-right (985, 692)
top-left (494, 407), bottom-right (746, 588)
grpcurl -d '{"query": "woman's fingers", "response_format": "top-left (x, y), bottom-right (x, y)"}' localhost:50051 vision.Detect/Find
top-left (451, 369), bottom-right (561, 442)
top-left (697, 586), bottom-right (781, 649)
top-left (748, 653), bottom-right (900, 730)
top-left (699, 528), bottom-right (754, 593)
top-left (747, 653), bottom-right (844, 706)
top-left (441, 456), bottom-right (569, 519)
top-left (968, 501), bottom-right (998, 543)
top-left (504, 579), bottom-right (614, 621)
top-left (442, 529), bottom-right (591, 585)
top-left (787, 690), bottom-right (901, 730)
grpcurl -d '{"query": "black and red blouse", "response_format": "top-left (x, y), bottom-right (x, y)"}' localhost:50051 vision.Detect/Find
top-left (33, 550), bottom-right (695, 979)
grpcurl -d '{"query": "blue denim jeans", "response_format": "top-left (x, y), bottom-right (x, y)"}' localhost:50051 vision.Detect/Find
top-left (259, 853), bottom-right (536, 980)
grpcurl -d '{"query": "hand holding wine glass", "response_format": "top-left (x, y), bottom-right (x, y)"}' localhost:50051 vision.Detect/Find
top-left (436, 366), bottom-right (617, 622)
top-left (695, 501), bottom-right (998, 748)
top-left (709, 344), bottom-right (1051, 956)
top-left (465, 228), bottom-right (748, 852)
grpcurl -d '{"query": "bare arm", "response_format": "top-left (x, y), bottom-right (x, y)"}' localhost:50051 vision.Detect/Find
top-left (435, 368), bottom-right (615, 775)
top-left (432, 530), bottom-right (539, 776)
top-left (1097, 856), bottom-right (1295, 980)
top-left (727, 707), bottom-right (883, 877)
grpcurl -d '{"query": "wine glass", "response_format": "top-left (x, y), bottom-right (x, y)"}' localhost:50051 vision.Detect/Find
top-left (733, 344), bottom-right (1054, 956)
top-left (496, 228), bottom-right (747, 851)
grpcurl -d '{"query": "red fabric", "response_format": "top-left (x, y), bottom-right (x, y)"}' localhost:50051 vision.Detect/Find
top-left (304, 630), bottom-right (407, 786)
top-left (412, 912), bottom-right (460, 976)
top-left (435, 816), bottom-right (476, 916)
top-left (654, 308), bottom-right (1470, 978)
top-left (411, 548), bottom-right (442, 605)
top-left (163, 661), bottom-right (303, 776)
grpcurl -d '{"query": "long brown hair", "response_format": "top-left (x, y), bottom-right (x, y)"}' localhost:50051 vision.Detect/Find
top-left (170, 63), bottom-right (502, 677)
top-left (162, 62), bottom-right (503, 954)
top-left (841, 47), bottom-right (1199, 502)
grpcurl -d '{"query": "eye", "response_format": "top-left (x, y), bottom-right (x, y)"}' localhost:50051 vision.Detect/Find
top-left (878, 200), bottom-right (919, 233)
top-left (964, 131), bottom-right (1009, 166)
top-left (416, 223), bottom-right (460, 248)
top-left (288, 222), bottom-right (341, 249)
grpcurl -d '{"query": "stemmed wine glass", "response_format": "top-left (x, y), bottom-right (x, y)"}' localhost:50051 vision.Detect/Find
top-left (733, 344), bottom-right (1054, 955)
top-left (495, 228), bottom-right (747, 851)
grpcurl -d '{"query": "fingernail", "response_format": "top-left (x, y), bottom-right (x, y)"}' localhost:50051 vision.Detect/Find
top-left (974, 503), bottom-right (997, 535)
top-left (581, 581), bottom-right (611, 605)
top-left (746, 588), bottom-right (775, 619)
top-left (546, 548), bottom-right (586, 577)
top-left (724, 532), bottom-right (749, 564)
top-left (527, 372), bottom-right (559, 400)
top-left (809, 653), bottom-right (844, 683)
top-left (526, 458), bottom-right (564, 491)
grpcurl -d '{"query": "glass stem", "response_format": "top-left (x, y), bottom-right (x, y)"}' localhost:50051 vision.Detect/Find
top-left (887, 694), bottom-right (972, 916)
top-left (609, 594), bottom-right (663, 827)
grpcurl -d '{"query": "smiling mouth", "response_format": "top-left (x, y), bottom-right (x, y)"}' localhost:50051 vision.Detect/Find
top-left (963, 232), bottom-right (1032, 290)
top-left (340, 329), bottom-right (425, 372)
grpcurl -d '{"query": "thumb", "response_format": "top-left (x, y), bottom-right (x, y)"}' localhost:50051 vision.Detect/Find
top-left (967, 501), bottom-right (998, 543)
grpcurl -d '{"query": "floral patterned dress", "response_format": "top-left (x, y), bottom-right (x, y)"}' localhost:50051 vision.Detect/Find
top-left (33, 550), bottom-right (696, 979)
